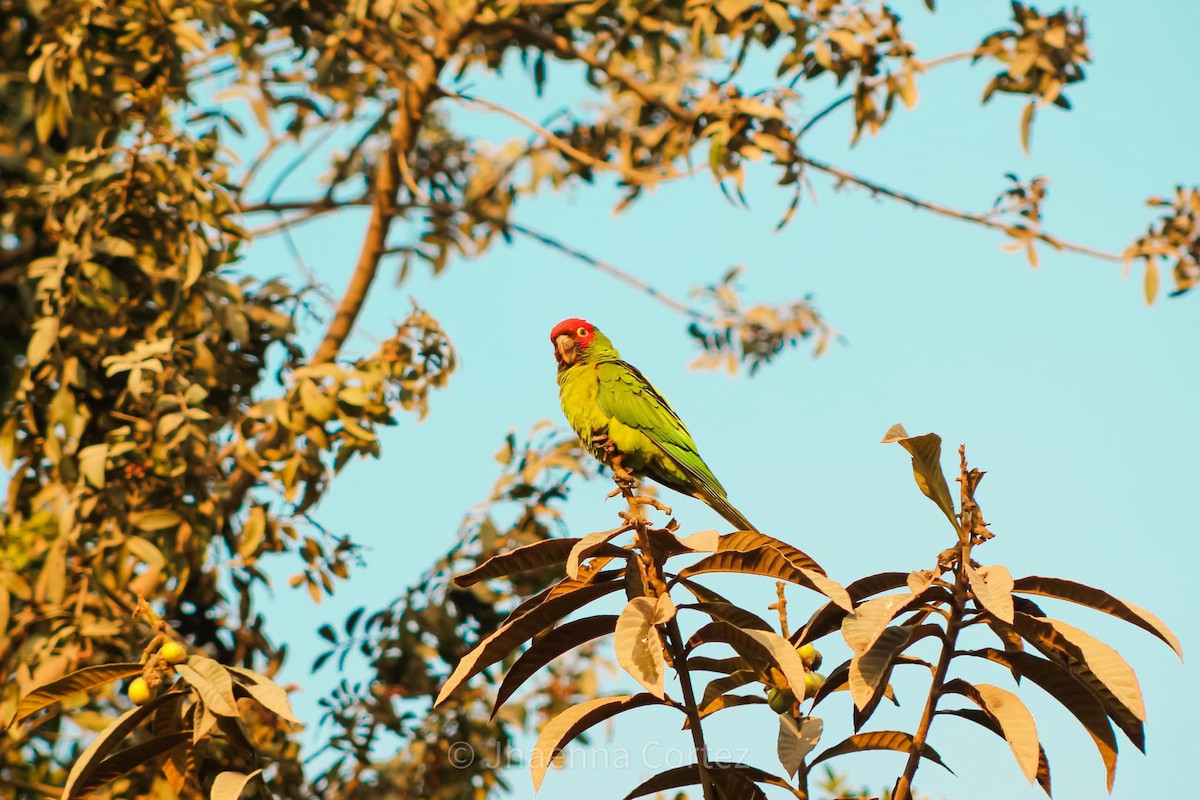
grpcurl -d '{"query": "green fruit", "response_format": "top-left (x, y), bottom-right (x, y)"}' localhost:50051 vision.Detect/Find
top-left (159, 642), bottom-right (187, 665)
top-left (803, 672), bottom-right (825, 699)
top-left (767, 687), bottom-right (796, 714)
top-left (797, 643), bottom-right (822, 671)
top-left (128, 677), bottom-right (152, 705)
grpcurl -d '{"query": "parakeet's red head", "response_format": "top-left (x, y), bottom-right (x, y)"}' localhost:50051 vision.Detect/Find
top-left (551, 318), bottom-right (597, 369)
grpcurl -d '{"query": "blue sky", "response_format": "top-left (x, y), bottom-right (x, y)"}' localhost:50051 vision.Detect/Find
top-left (234, 2), bottom-right (1199, 798)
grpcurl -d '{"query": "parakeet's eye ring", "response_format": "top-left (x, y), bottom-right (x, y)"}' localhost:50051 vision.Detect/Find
top-left (576, 326), bottom-right (589, 337)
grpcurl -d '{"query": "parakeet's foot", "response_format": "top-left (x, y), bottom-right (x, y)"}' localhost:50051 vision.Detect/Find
top-left (627, 495), bottom-right (672, 515)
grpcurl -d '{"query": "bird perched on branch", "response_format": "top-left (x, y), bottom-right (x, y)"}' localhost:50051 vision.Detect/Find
top-left (551, 318), bottom-right (756, 531)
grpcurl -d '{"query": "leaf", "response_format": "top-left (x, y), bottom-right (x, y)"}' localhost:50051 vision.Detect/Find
top-left (796, 572), bottom-right (916, 645)
top-left (124, 536), bottom-right (166, 570)
top-left (1144, 260), bottom-right (1160, 305)
top-left (16, 663), bottom-right (144, 723)
top-left (704, 530), bottom-right (828, 574)
top-left (27, 316), bottom-right (59, 367)
top-left (1020, 101), bottom-right (1035, 154)
top-left (210, 769), bottom-right (263, 800)
top-left (700, 670), bottom-right (758, 713)
top-left (77, 444), bottom-right (108, 488)
top-left (1012, 575), bottom-right (1181, 658)
top-left (941, 708), bottom-right (1052, 796)
top-left (531, 695), bottom-right (666, 791)
top-left (176, 656), bottom-right (238, 717)
top-left (841, 593), bottom-right (916, 653)
top-left (688, 622), bottom-right (807, 697)
top-left (1048, 617), bottom-right (1145, 721)
top-left (615, 598), bottom-right (666, 697)
top-left (849, 626), bottom-right (915, 712)
top-left (493, 616), bottom-right (618, 717)
top-left (964, 648), bottom-right (1119, 789)
top-left (810, 730), bottom-right (952, 772)
top-left (693, 692), bottom-right (766, 721)
top-left (881, 424), bottom-right (958, 528)
top-left (778, 715), bottom-right (822, 777)
top-left (227, 667), bottom-right (299, 724)
top-left (566, 529), bottom-right (627, 579)
top-left (61, 692), bottom-right (186, 799)
top-left (454, 538), bottom-right (623, 587)
top-left (943, 679), bottom-right (1040, 784)
top-left (436, 579), bottom-right (623, 706)
top-left (679, 602), bottom-right (773, 631)
top-left (131, 509), bottom-right (183, 531)
top-left (622, 762), bottom-right (801, 799)
top-left (967, 564), bottom-right (1015, 624)
top-left (67, 732), bottom-right (192, 799)
top-left (679, 548), bottom-right (851, 611)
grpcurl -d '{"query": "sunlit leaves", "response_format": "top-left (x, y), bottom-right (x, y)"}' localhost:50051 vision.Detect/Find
top-left (881, 424), bottom-right (958, 528)
top-left (531, 695), bottom-right (668, 791)
top-left (778, 715), bottom-right (823, 778)
top-left (614, 598), bottom-right (670, 697)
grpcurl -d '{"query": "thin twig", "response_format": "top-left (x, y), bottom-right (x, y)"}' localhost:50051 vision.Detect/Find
top-left (800, 154), bottom-right (1123, 262)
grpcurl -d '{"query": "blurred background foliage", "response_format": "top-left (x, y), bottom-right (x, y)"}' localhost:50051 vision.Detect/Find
top-left (0, 0), bottom-right (1193, 798)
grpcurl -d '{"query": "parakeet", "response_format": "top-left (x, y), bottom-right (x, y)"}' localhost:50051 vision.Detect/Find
top-left (551, 318), bottom-right (756, 531)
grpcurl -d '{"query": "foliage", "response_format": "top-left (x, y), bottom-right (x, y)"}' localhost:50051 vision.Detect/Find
top-left (440, 426), bottom-right (1179, 799)
top-left (0, 0), bottom-right (1192, 798)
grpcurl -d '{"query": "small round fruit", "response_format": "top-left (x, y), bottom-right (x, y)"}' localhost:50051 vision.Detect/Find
top-left (159, 642), bottom-right (187, 665)
top-left (767, 687), bottom-right (796, 714)
top-left (803, 672), bottom-right (825, 699)
top-left (796, 643), bottom-right (822, 671)
top-left (128, 677), bottom-right (152, 705)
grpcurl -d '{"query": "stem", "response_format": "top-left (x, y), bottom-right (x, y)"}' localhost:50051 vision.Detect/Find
top-left (665, 616), bottom-right (717, 800)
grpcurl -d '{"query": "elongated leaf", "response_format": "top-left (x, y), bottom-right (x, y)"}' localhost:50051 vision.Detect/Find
top-left (941, 708), bottom-right (1052, 796)
top-left (1012, 576), bottom-right (1182, 658)
top-left (67, 731), bottom-right (192, 799)
top-left (454, 538), bottom-right (584, 587)
top-left (17, 663), bottom-right (144, 723)
top-left (680, 602), bottom-right (772, 631)
top-left (881, 424), bottom-right (958, 528)
top-left (688, 655), bottom-right (749, 674)
top-left (691, 692), bottom-right (767, 723)
top-left (964, 648), bottom-right (1119, 790)
top-left (795, 572), bottom-right (913, 645)
top-left (810, 730), bottom-right (952, 772)
top-left (849, 626), bottom-right (912, 713)
top-left (943, 679), bottom-right (1039, 784)
top-left (689, 622), bottom-right (807, 697)
top-left (532, 694), bottom-right (667, 791)
top-left (437, 580), bottom-right (623, 706)
top-left (493, 616), bottom-right (618, 717)
top-left (567, 529), bottom-right (628, 579)
top-left (778, 715), bottom-right (823, 777)
top-left (227, 668), bottom-right (299, 724)
top-left (967, 564), bottom-right (1015, 624)
top-left (700, 670), bottom-right (758, 713)
top-left (176, 656), bottom-right (237, 717)
top-left (708, 530), bottom-right (828, 575)
top-left (62, 692), bottom-right (186, 799)
top-left (679, 549), bottom-right (851, 611)
top-left (842, 593), bottom-right (916, 654)
top-left (615, 598), bottom-right (666, 697)
top-left (1011, 613), bottom-right (1145, 730)
top-left (622, 762), bottom-right (801, 799)
top-left (211, 769), bottom-right (263, 800)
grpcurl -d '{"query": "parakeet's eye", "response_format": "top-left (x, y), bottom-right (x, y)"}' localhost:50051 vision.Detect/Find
top-left (577, 326), bottom-right (589, 338)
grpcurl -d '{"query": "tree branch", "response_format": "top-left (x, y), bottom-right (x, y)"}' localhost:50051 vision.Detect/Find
top-left (799, 154), bottom-right (1123, 262)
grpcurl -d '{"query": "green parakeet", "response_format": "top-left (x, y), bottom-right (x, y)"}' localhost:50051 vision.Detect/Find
top-left (551, 318), bottom-right (756, 531)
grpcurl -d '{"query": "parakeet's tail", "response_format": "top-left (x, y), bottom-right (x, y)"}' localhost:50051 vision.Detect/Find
top-left (696, 488), bottom-right (758, 532)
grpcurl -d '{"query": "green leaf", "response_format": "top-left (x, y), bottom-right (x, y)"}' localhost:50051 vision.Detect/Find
top-left (881, 424), bottom-right (958, 528)
top-left (16, 663), bottom-right (144, 723)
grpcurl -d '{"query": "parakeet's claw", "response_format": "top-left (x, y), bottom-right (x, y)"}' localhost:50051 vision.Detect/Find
top-left (590, 431), bottom-right (616, 455)
top-left (627, 495), bottom-right (672, 515)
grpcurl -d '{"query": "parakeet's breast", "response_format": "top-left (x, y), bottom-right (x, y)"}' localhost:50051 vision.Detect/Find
top-left (558, 365), bottom-right (606, 459)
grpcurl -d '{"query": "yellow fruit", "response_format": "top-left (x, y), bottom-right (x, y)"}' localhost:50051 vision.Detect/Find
top-left (803, 672), bottom-right (825, 699)
top-left (128, 677), bottom-right (152, 705)
top-left (160, 642), bottom-right (187, 665)
top-left (767, 687), bottom-right (796, 714)
top-left (797, 643), bottom-right (822, 671)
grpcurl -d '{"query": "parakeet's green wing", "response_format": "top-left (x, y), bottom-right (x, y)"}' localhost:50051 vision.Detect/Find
top-left (595, 360), bottom-right (729, 501)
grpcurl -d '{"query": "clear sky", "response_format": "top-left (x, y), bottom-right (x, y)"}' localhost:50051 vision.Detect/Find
top-left (236, 2), bottom-right (1198, 798)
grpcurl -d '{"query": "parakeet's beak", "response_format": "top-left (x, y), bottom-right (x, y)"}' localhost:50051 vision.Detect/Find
top-left (555, 334), bottom-right (577, 367)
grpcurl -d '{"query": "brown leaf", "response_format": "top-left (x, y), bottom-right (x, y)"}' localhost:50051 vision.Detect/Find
top-left (176, 656), bottom-right (238, 717)
top-left (615, 598), bottom-right (667, 697)
top-left (532, 694), bottom-right (667, 791)
top-left (943, 679), bottom-right (1040, 784)
top-left (810, 729), bottom-right (952, 771)
top-left (700, 670), bottom-right (759, 714)
top-left (566, 528), bottom-right (628, 579)
top-left (621, 762), bottom-right (801, 799)
top-left (881, 425), bottom-right (958, 528)
top-left (16, 663), bottom-right (144, 723)
top-left (67, 732), bottom-right (192, 799)
top-left (436, 579), bottom-right (623, 706)
top-left (210, 769), bottom-right (263, 800)
top-left (453, 538), bottom-right (583, 587)
top-left (1012, 576), bottom-right (1181, 658)
top-left (967, 564), bottom-right (1015, 624)
top-left (679, 602), bottom-right (773, 632)
top-left (841, 593), bottom-right (916, 653)
top-left (679, 548), bottom-right (851, 611)
top-left (778, 715), bottom-right (823, 777)
top-left (492, 615), bottom-right (618, 717)
top-left (227, 667), bottom-right (299, 724)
